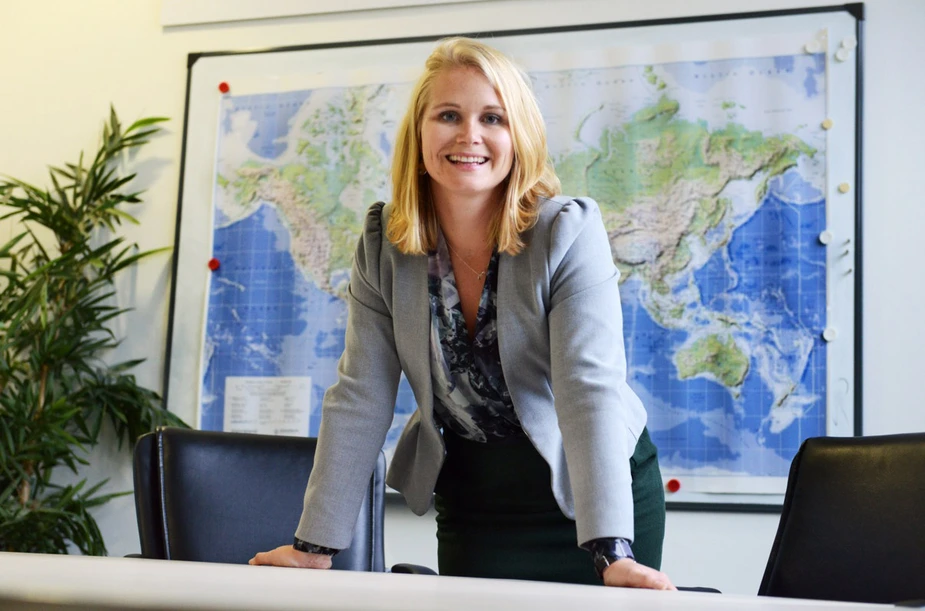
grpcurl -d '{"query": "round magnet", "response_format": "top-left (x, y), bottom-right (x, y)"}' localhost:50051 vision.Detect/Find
top-left (818, 230), bottom-right (833, 245)
top-left (822, 327), bottom-right (837, 342)
top-left (821, 118), bottom-right (834, 130)
top-left (208, 257), bottom-right (221, 271)
top-left (835, 48), bottom-right (851, 62)
top-left (218, 81), bottom-right (230, 94)
top-left (666, 479), bottom-right (681, 493)
top-left (804, 40), bottom-right (822, 54)
top-left (838, 183), bottom-right (851, 194)
top-left (841, 35), bottom-right (858, 50)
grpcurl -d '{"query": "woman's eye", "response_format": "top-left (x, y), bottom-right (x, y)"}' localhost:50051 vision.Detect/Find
top-left (439, 111), bottom-right (459, 122)
top-left (482, 114), bottom-right (503, 125)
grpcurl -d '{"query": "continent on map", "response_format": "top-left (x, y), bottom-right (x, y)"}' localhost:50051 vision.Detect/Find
top-left (217, 85), bottom-right (396, 299)
top-left (558, 95), bottom-right (815, 324)
top-left (675, 333), bottom-right (750, 390)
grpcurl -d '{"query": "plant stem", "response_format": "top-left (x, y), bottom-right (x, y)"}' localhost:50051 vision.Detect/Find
top-left (17, 363), bottom-right (49, 507)
top-left (18, 464), bottom-right (33, 507)
top-left (37, 363), bottom-right (48, 416)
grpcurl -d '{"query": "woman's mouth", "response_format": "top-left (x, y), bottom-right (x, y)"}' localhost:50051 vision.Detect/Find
top-left (447, 155), bottom-right (488, 165)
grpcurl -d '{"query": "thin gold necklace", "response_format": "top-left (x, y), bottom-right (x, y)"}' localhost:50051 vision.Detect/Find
top-left (446, 242), bottom-right (490, 281)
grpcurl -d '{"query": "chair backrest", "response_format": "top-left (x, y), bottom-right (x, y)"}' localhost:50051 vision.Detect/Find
top-left (133, 426), bottom-right (385, 571)
top-left (759, 433), bottom-right (925, 604)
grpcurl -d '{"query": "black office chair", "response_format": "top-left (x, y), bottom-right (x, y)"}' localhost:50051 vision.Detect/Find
top-left (759, 433), bottom-right (925, 605)
top-left (132, 426), bottom-right (431, 573)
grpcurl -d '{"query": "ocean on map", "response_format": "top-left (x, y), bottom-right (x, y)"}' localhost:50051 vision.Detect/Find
top-left (201, 204), bottom-right (417, 443)
top-left (223, 91), bottom-right (312, 160)
top-left (200, 204), bottom-right (343, 431)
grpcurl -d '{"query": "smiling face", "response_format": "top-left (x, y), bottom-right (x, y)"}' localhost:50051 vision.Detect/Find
top-left (420, 66), bottom-right (514, 208)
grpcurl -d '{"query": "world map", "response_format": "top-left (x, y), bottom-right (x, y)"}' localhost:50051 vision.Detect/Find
top-left (200, 52), bottom-right (827, 486)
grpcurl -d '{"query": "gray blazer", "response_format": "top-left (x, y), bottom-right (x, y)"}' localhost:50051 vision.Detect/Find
top-left (295, 196), bottom-right (647, 549)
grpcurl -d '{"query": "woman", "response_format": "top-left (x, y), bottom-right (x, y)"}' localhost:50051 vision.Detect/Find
top-left (250, 36), bottom-right (675, 590)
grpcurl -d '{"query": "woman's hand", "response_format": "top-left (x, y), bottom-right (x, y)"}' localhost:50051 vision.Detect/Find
top-left (602, 558), bottom-right (676, 590)
top-left (248, 545), bottom-right (333, 569)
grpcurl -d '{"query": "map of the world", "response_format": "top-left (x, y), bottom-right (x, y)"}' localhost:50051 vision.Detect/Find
top-left (199, 52), bottom-right (827, 487)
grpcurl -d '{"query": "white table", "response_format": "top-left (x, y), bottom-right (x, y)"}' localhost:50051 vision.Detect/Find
top-left (0, 552), bottom-right (891, 611)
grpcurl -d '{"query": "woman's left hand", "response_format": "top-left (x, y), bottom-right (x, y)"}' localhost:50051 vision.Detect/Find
top-left (602, 558), bottom-right (676, 590)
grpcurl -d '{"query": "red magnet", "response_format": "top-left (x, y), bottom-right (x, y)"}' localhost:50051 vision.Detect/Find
top-left (666, 478), bottom-right (681, 493)
top-left (218, 81), bottom-right (230, 94)
top-left (208, 257), bottom-right (221, 271)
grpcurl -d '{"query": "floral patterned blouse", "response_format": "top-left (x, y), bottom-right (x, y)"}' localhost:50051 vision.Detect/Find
top-left (427, 231), bottom-right (525, 442)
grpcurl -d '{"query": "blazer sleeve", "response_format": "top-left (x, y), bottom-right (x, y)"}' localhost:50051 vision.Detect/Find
top-left (294, 202), bottom-right (402, 549)
top-left (546, 196), bottom-right (646, 546)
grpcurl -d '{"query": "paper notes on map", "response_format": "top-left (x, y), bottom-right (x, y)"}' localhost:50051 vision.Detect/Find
top-left (223, 376), bottom-right (311, 437)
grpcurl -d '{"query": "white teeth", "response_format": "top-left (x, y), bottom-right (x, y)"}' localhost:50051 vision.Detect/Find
top-left (448, 155), bottom-right (487, 163)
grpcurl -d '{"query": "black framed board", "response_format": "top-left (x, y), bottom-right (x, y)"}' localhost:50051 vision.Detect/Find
top-left (165, 4), bottom-right (863, 510)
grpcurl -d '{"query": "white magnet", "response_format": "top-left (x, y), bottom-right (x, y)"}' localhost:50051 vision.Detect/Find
top-left (838, 183), bottom-right (851, 194)
top-left (835, 48), bottom-right (851, 62)
top-left (822, 327), bottom-right (837, 342)
top-left (841, 35), bottom-right (858, 50)
top-left (821, 118), bottom-right (834, 130)
top-left (804, 40), bottom-right (823, 54)
top-left (818, 230), bottom-right (833, 245)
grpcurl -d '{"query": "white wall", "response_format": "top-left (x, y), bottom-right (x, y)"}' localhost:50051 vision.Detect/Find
top-left (2, 0), bottom-right (923, 596)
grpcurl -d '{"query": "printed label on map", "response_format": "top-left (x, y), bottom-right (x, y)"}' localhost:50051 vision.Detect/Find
top-left (223, 376), bottom-right (311, 437)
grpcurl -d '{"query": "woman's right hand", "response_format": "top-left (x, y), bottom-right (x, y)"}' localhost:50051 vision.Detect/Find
top-left (602, 558), bottom-right (675, 590)
top-left (248, 545), bottom-right (333, 569)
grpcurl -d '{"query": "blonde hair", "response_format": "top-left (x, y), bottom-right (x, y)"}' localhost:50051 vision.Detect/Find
top-left (386, 37), bottom-right (561, 255)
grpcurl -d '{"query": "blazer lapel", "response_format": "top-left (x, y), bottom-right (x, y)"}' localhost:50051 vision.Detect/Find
top-left (496, 252), bottom-right (528, 418)
top-left (393, 253), bottom-right (433, 414)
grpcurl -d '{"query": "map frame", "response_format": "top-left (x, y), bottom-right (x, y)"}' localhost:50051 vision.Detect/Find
top-left (164, 4), bottom-right (864, 511)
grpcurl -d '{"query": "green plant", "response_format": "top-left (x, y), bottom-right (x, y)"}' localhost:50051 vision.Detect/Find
top-left (0, 107), bottom-right (186, 555)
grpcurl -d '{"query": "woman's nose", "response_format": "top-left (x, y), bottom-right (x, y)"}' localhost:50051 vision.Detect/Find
top-left (456, 118), bottom-right (482, 144)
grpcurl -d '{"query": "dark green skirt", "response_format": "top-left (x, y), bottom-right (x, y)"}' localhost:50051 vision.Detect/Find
top-left (434, 428), bottom-right (665, 585)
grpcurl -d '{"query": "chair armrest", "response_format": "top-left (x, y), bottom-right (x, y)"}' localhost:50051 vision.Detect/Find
top-left (390, 563), bottom-right (438, 575)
